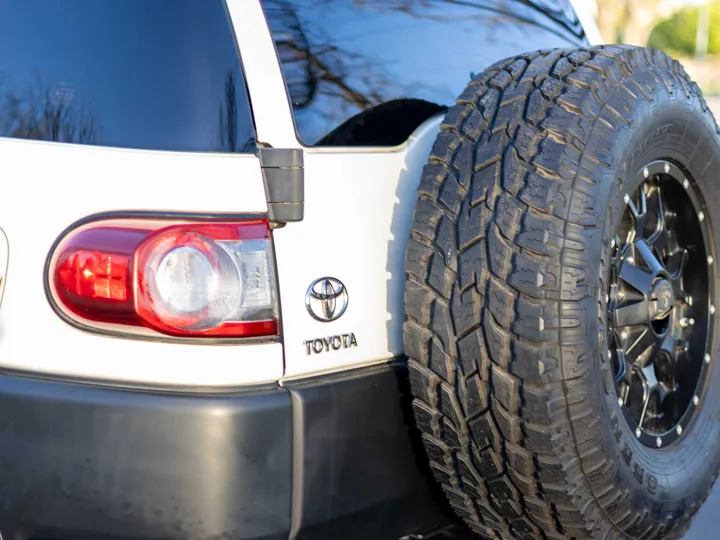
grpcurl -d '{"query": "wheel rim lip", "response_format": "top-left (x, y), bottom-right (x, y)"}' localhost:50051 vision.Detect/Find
top-left (609, 160), bottom-right (714, 448)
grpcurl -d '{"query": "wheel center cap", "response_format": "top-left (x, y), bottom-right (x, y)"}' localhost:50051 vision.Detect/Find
top-left (649, 279), bottom-right (673, 320)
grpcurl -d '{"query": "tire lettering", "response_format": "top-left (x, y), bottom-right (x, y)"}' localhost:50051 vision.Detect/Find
top-left (647, 474), bottom-right (658, 494)
top-left (634, 463), bottom-right (645, 484)
top-left (630, 124), bottom-right (672, 161)
top-left (622, 442), bottom-right (633, 465)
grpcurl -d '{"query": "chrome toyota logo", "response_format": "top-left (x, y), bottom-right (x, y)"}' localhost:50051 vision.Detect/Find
top-left (305, 277), bottom-right (348, 322)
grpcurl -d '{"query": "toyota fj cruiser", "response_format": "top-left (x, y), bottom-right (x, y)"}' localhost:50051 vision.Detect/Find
top-left (0, 1), bottom-right (718, 540)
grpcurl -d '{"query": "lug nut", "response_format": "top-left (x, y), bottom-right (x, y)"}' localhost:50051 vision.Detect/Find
top-left (711, 305), bottom-right (715, 315)
top-left (626, 256), bottom-right (635, 265)
top-left (664, 163), bottom-right (670, 174)
top-left (683, 179), bottom-right (690, 189)
top-left (618, 397), bottom-right (624, 406)
top-left (618, 290), bottom-right (625, 300)
top-left (636, 428), bottom-right (642, 438)
top-left (624, 194), bottom-right (630, 204)
top-left (607, 350), bottom-right (612, 360)
top-left (677, 425), bottom-right (683, 436)
top-left (680, 317), bottom-right (691, 328)
top-left (705, 353), bottom-right (711, 364)
top-left (644, 167), bottom-right (650, 178)
top-left (686, 296), bottom-right (693, 306)
top-left (605, 293), bottom-right (609, 304)
top-left (693, 395), bottom-right (699, 406)
top-left (656, 437), bottom-right (662, 448)
top-left (620, 330), bottom-right (628, 341)
top-left (709, 256), bottom-right (714, 266)
top-left (690, 318), bottom-right (695, 326)
top-left (610, 238), bottom-right (616, 248)
top-left (699, 211), bottom-right (705, 222)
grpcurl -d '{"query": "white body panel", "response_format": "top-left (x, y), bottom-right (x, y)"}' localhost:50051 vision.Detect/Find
top-left (0, 138), bottom-right (283, 386)
top-left (274, 117), bottom-right (441, 380)
top-left (228, 1), bottom-right (446, 380)
top-left (227, 0), bottom-right (301, 149)
top-left (570, 0), bottom-right (603, 45)
top-left (0, 0), bottom-right (598, 386)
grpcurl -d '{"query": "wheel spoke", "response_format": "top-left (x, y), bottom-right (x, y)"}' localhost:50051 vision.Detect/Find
top-left (646, 184), bottom-right (665, 247)
top-left (635, 239), bottom-right (664, 275)
top-left (655, 183), bottom-right (666, 233)
top-left (669, 250), bottom-right (688, 301)
top-left (669, 249), bottom-right (688, 281)
top-left (659, 333), bottom-right (678, 356)
top-left (637, 363), bottom-right (661, 430)
top-left (619, 261), bottom-right (654, 293)
top-left (625, 327), bottom-right (656, 364)
top-left (629, 186), bottom-right (648, 237)
top-left (650, 229), bottom-right (669, 258)
top-left (657, 334), bottom-right (689, 375)
top-left (614, 235), bottom-right (623, 254)
top-left (615, 349), bottom-right (633, 387)
top-left (614, 300), bottom-right (648, 328)
top-left (620, 382), bottom-right (631, 405)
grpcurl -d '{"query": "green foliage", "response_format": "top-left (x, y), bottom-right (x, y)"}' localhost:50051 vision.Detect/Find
top-left (648, 2), bottom-right (720, 56)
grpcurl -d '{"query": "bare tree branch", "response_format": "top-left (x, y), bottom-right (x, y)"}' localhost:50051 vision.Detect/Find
top-left (1, 75), bottom-right (100, 144)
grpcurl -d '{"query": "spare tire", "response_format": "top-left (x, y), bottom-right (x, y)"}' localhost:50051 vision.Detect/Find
top-left (404, 45), bottom-right (720, 540)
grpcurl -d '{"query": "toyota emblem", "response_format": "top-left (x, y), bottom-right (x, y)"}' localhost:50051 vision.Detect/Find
top-left (305, 277), bottom-right (348, 322)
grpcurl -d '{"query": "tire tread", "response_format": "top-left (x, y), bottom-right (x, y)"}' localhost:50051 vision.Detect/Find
top-left (404, 45), bottom-right (719, 540)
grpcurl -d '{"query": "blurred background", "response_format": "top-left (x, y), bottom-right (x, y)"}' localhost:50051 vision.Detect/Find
top-left (576, 0), bottom-right (720, 111)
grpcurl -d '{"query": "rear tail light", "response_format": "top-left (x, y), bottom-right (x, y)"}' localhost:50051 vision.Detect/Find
top-left (49, 218), bottom-right (278, 338)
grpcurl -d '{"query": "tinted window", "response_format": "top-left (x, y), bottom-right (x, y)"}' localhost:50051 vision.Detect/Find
top-left (262, 0), bottom-right (585, 146)
top-left (0, 0), bottom-right (255, 153)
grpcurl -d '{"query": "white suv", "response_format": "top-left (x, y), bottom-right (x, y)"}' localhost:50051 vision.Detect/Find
top-left (0, 1), bottom-right (718, 540)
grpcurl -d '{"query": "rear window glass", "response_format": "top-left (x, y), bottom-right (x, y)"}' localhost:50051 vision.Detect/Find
top-left (0, 0), bottom-right (255, 153)
top-left (262, 0), bottom-right (583, 146)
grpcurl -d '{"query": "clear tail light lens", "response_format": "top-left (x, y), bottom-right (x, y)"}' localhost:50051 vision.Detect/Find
top-left (49, 219), bottom-right (278, 338)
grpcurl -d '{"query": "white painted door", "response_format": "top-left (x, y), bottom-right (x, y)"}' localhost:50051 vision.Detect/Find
top-left (273, 130), bottom-right (440, 380)
top-left (233, 0), bottom-right (442, 380)
top-left (0, 0), bottom-right (284, 387)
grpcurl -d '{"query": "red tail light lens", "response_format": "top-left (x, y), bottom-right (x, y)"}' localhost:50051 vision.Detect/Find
top-left (49, 219), bottom-right (278, 338)
top-left (58, 250), bottom-right (130, 302)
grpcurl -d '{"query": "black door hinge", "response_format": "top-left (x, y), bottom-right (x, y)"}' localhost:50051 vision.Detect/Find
top-left (258, 147), bottom-right (304, 223)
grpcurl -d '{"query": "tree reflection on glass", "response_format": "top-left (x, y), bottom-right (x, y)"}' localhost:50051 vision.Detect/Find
top-left (262, 0), bottom-right (584, 144)
top-left (265, 0), bottom-right (397, 115)
top-left (0, 76), bottom-right (100, 145)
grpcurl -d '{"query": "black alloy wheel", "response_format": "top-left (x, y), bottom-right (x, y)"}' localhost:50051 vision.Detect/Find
top-left (608, 160), bottom-right (713, 449)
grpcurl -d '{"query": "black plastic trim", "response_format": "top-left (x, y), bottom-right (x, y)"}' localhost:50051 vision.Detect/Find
top-left (268, 202), bottom-right (304, 223)
top-left (260, 148), bottom-right (304, 168)
top-left (0, 375), bottom-right (293, 540)
top-left (265, 168), bottom-right (304, 202)
top-left (0, 361), bottom-right (449, 540)
top-left (285, 362), bottom-right (446, 540)
top-left (259, 148), bottom-right (305, 223)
